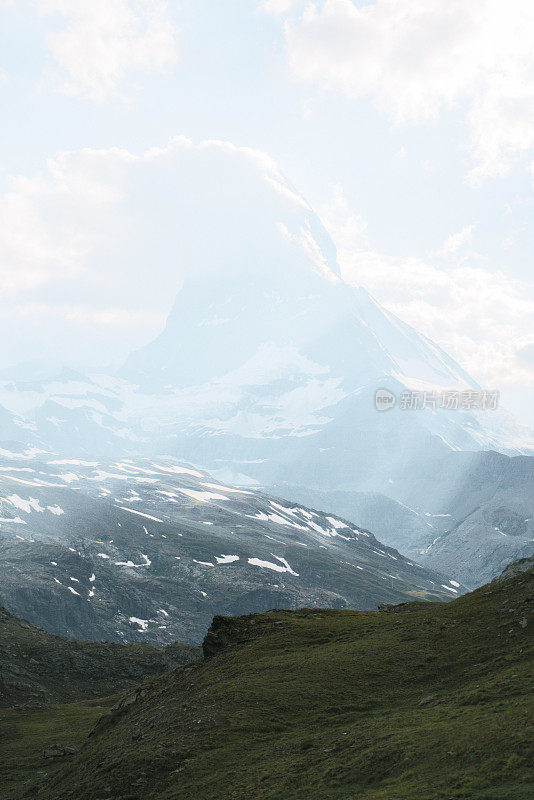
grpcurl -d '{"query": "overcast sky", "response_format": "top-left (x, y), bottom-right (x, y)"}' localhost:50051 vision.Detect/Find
top-left (0, 0), bottom-right (533, 424)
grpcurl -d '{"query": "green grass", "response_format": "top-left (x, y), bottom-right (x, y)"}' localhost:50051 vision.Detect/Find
top-left (0, 605), bottom-right (199, 709)
top-left (0, 698), bottom-right (114, 794)
top-left (7, 568), bottom-right (534, 800)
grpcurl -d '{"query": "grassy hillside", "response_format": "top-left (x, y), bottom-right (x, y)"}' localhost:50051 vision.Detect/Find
top-left (10, 561), bottom-right (532, 800)
top-left (0, 606), bottom-right (200, 707)
top-left (0, 608), bottom-right (200, 795)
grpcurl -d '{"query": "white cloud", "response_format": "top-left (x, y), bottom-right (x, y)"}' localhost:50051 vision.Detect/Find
top-left (0, 137), bottom-right (338, 365)
top-left (10, 302), bottom-right (164, 329)
top-left (0, 145), bottom-right (143, 304)
top-left (435, 225), bottom-right (475, 259)
top-left (0, 182), bottom-right (87, 297)
top-left (34, 0), bottom-right (180, 102)
top-left (0, 137), bottom-right (328, 299)
top-left (261, 0), bottom-right (305, 14)
top-left (283, 0), bottom-right (534, 181)
top-left (320, 185), bottom-right (534, 388)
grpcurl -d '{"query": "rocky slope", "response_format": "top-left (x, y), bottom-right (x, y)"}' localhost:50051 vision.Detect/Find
top-left (492, 555), bottom-right (534, 583)
top-left (0, 448), bottom-right (462, 645)
top-left (10, 560), bottom-right (532, 800)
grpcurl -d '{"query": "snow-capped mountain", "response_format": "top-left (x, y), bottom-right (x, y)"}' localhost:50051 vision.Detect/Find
top-left (116, 268), bottom-right (532, 480)
top-left (0, 145), bottom-right (531, 594)
top-left (0, 275), bottom-right (530, 474)
top-left (1, 137), bottom-right (531, 464)
top-left (0, 447), bottom-right (462, 644)
top-left (0, 139), bottom-right (531, 469)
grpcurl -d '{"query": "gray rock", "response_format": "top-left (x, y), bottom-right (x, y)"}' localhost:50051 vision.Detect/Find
top-left (43, 744), bottom-right (76, 759)
top-left (492, 556), bottom-right (534, 584)
top-left (418, 695), bottom-right (436, 706)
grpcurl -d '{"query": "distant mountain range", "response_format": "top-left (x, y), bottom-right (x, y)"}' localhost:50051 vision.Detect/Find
top-left (272, 448), bottom-right (534, 588)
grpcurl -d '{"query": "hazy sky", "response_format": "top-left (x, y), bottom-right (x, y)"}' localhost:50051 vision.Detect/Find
top-left (0, 0), bottom-right (533, 423)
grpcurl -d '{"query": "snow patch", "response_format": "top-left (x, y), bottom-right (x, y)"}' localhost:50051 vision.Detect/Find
top-left (129, 617), bottom-right (149, 631)
top-left (113, 505), bottom-right (163, 522)
top-left (47, 505), bottom-right (64, 516)
top-left (178, 488), bottom-right (229, 502)
top-left (214, 554), bottom-right (240, 565)
top-left (247, 555), bottom-right (299, 576)
top-left (7, 495), bottom-right (45, 514)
